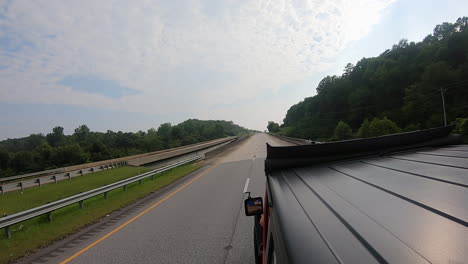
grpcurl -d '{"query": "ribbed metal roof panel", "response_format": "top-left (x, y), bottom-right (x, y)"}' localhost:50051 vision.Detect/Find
top-left (268, 145), bottom-right (468, 263)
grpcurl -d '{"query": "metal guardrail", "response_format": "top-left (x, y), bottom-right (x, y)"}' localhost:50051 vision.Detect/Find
top-left (0, 161), bottom-right (128, 184)
top-left (0, 168), bottom-right (67, 183)
top-left (0, 162), bottom-right (127, 194)
top-left (0, 156), bottom-right (202, 239)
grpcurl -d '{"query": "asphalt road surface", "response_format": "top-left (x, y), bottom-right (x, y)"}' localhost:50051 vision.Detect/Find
top-left (23, 133), bottom-right (292, 264)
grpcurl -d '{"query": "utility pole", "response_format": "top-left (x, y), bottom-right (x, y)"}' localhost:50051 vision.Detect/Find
top-left (440, 87), bottom-right (447, 126)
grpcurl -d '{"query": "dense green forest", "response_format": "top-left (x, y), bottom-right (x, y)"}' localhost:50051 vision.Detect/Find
top-left (0, 119), bottom-right (250, 177)
top-left (269, 17), bottom-right (468, 141)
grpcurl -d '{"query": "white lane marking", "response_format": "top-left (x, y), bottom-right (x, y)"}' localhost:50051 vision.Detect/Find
top-left (243, 178), bottom-right (250, 193)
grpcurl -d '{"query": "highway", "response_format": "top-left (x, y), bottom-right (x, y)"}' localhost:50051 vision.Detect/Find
top-left (22, 133), bottom-right (292, 264)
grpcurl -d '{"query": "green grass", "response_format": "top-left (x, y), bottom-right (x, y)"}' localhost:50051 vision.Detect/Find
top-left (0, 166), bottom-right (151, 215)
top-left (0, 163), bottom-right (202, 264)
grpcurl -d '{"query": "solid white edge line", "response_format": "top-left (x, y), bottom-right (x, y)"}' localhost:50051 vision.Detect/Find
top-left (243, 178), bottom-right (250, 193)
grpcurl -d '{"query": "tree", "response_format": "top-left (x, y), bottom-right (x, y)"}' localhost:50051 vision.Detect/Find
top-left (46, 126), bottom-right (65, 147)
top-left (158, 123), bottom-right (172, 142)
top-left (26, 134), bottom-right (46, 149)
top-left (74, 125), bottom-right (90, 142)
top-left (214, 124), bottom-right (224, 138)
top-left (333, 121), bottom-right (353, 141)
top-left (0, 120), bottom-right (250, 175)
top-left (357, 119), bottom-right (371, 138)
top-left (357, 117), bottom-right (402, 138)
top-left (343, 63), bottom-right (354, 76)
top-left (433, 22), bottom-right (455, 40)
top-left (0, 148), bottom-right (9, 170)
top-left (10, 151), bottom-right (35, 173)
top-left (454, 118), bottom-right (468, 136)
top-left (316, 75), bottom-right (338, 94)
top-left (34, 142), bottom-right (53, 169)
top-left (51, 144), bottom-right (88, 166)
top-left (89, 140), bottom-right (111, 161)
top-left (392, 38), bottom-right (409, 50)
top-left (144, 129), bottom-right (164, 151)
top-left (279, 17), bottom-right (468, 140)
top-left (171, 126), bottom-right (184, 140)
top-left (267, 121), bottom-right (280, 133)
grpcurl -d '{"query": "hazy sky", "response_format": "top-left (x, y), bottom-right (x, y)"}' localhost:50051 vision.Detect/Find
top-left (1, 0), bottom-right (467, 139)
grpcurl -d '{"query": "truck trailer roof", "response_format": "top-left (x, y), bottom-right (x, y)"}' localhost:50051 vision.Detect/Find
top-left (264, 126), bottom-right (467, 263)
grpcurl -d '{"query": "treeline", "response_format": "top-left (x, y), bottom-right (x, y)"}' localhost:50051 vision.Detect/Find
top-left (0, 119), bottom-right (250, 177)
top-left (330, 117), bottom-right (468, 141)
top-left (270, 17), bottom-right (468, 141)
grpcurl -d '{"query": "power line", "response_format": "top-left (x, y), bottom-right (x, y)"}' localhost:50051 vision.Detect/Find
top-left (440, 80), bottom-right (468, 89)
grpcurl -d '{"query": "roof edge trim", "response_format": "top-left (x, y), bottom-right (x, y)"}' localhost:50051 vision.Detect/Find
top-left (266, 126), bottom-right (462, 172)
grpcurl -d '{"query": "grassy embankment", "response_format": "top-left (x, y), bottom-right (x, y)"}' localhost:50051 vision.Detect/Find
top-left (0, 163), bottom-right (202, 264)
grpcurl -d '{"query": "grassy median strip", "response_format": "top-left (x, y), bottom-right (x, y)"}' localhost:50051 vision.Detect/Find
top-left (0, 163), bottom-right (202, 264)
top-left (0, 166), bottom-right (151, 215)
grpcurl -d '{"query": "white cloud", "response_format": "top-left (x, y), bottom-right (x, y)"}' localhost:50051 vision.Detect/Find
top-left (0, 0), bottom-right (396, 130)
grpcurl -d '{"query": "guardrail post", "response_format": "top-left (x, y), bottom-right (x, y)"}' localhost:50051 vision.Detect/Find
top-left (5, 226), bottom-right (11, 239)
top-left (79, 200), bottom-right (84, 209)
top-left (123, 185), bottom-right (128, 192)
top-left (66, 173), bottom-right (71, 180)
top-left (79, 170), bottom-right (83, 175)
top-left (53, 175), bottom-right (57, 184)
top-left (19, 182), bottom-right (24, 191)
top-left (104, 192), bottom-right (108, 199)
top-left (139, 179), bottom-right (142, 185)
top-left (90, 168), bottom-right (94, 173)
top-left (151, 174), bottom-right (155, 180)
top-left (47, 212), bottom-right (53, 222)
top-left (37, 178), bottom-right (41, 187)
top-left (0, 185), bottom-right (3, 195)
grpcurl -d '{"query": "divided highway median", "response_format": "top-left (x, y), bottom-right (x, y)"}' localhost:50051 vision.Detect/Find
top-left (0, 136), bottom-right (238, 264)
